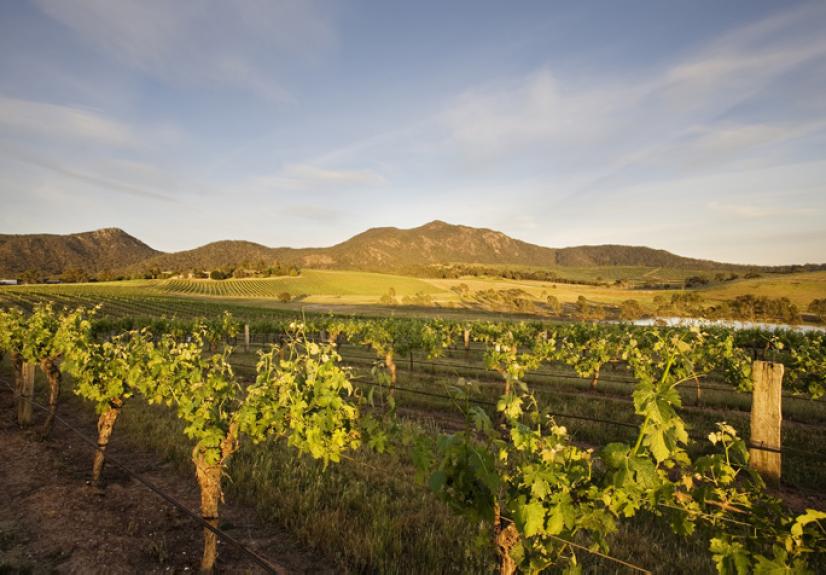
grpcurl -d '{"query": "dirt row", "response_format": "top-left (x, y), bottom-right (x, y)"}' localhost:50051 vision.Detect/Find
top-left (0, 386), bottom-right (335, 574)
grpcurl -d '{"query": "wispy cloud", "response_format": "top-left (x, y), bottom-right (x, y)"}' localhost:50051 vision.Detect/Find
top-left (32, 0), bottom-right (334, 102)
top-left (281, 203), bottom-right (343, 223)
top-left (0, 95), bottom-right (136, 146)
top-left (440, 2), bottom-right (826, 180)
top-left (249, 163), bottom-right (388, 192)
top-left (2, 144), bottom-right (175, 202)
top-left (707, 200), bottom-right (820, 219)
top-left (442, 69), bottom-right (643, 164)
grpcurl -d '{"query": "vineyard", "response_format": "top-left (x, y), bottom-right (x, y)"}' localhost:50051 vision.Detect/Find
top-left (5, 270), bottom-right (825, 320)
top-left (1, 303), bottom-right (825, 574)
top-left (0, 282), bottom-right (297, 322)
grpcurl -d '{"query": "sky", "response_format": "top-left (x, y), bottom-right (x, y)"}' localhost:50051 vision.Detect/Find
top-left (1, 0), bottom-right (825, 265)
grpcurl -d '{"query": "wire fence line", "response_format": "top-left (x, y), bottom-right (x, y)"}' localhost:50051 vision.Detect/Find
top-left (0, 380), bottom-right (651, 575)
top-left (227, 353), bottom-right (826, 461)
top-left (0, 379), bottom-right (284, 575)
top-left (233, 354), bottom-right (723, 406)
top-left (347, 377), bottom-right (826, 461)
top-left (240, 339), bottom-right (823, 404)
top-left (1, 369), bottom-right (822, 575)
top-left (1, 376), bottom-right (654, 575)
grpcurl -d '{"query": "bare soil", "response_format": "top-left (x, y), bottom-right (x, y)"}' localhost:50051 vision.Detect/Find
top-left (0, 385), bottom-right (335, 574)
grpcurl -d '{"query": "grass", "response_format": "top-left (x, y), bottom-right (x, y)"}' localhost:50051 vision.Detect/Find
top-left (155, 270), bottom-right (444, 302)
top-left (2, 268), bottom-right (824, 321)
top-left (1, 277), bottom-right (823, 572)
top-left (699, 271), bottom-right (826, 308)
top-left (5, 353), bottom-right (800, 574)
top-left (112, 392), bottom-right (725, 574)
top-left (532, 265), bottom-right (709, 285)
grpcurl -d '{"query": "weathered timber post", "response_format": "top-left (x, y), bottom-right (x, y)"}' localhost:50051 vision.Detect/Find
top-left (463, 329), bottom-right (471, 359)
top-left (749, 360), bottom-right (783, 486)
top-left (17, 362), bottom-right (36, 426)
top-left (694, 375), bottom-right (703, 405)
top-left (243, 324), bottom-right (250, 353)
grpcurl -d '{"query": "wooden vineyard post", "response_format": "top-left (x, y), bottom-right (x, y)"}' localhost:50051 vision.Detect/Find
top-left (243, 324), bottom-right (250, 353)
top-left (17, 362), bottom-right (35, 426)
top-left (749, 360), bottom-right (783, 486)
top-left (694, 375), bottom-right (702, 405)
top-left (463, 328), bottom-right (471, 359)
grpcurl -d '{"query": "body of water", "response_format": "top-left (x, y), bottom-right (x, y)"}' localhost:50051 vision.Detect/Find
top-left (630, 317), bottom-right (826, 333)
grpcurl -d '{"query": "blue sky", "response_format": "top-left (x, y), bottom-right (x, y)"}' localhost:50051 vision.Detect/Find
top-left (1, 0), bottom-right (824, 264)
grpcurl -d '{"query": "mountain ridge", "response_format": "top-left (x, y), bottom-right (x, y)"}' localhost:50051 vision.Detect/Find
top-left (0, 221), bottom-right (821, 278)
top-left (0, 228), bottom-right (159, 277)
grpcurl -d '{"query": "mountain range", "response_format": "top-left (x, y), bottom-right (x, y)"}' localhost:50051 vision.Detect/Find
top-left (0, 220), bottom-right (817, 278)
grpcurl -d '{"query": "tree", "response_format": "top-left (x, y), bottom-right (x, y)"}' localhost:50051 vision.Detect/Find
top-left (60, 267), bottom-right (88, 283)
top-left (685, 275), bottom-right (710, 288)
top-left (545, 295), bottom-right (560, 316)
top-left (20, 269), bottom-right (40, 284)
top-left (379, 287), bottom-right (397, 306)
top-left (807, 299), bottom-right (826, 322)
top-left (402, 291), bottom-right (432, 306)
top-left (620, 299), bottom-right (643, 320)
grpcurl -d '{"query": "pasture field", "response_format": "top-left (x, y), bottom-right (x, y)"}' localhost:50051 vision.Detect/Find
top-left (488, 264), bottom-right (714, 285)
top-left (1, 268), bottom-right (824, 321)
top-left (698, 270), bottom-right (826, 307)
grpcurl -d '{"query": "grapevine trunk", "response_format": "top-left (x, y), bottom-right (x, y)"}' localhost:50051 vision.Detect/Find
top-left (493, 503), bottom-right (518, 575)
top-left (39, 358), bottom-right (62, 437)
top-left (92, 401), bottom-right (122, 485)
top-left (385, 351), bottom-right (397, 395)
top-left (194, 453), bottom-right (223, 574)
top-left (590, 367), bottom-right (600, 390)
top-left (11, 352), bottom-right (23, 422)
top-left (17, 360), bottom-right (34, 426)
top-left (193, 424), bottom-right (238, 574)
